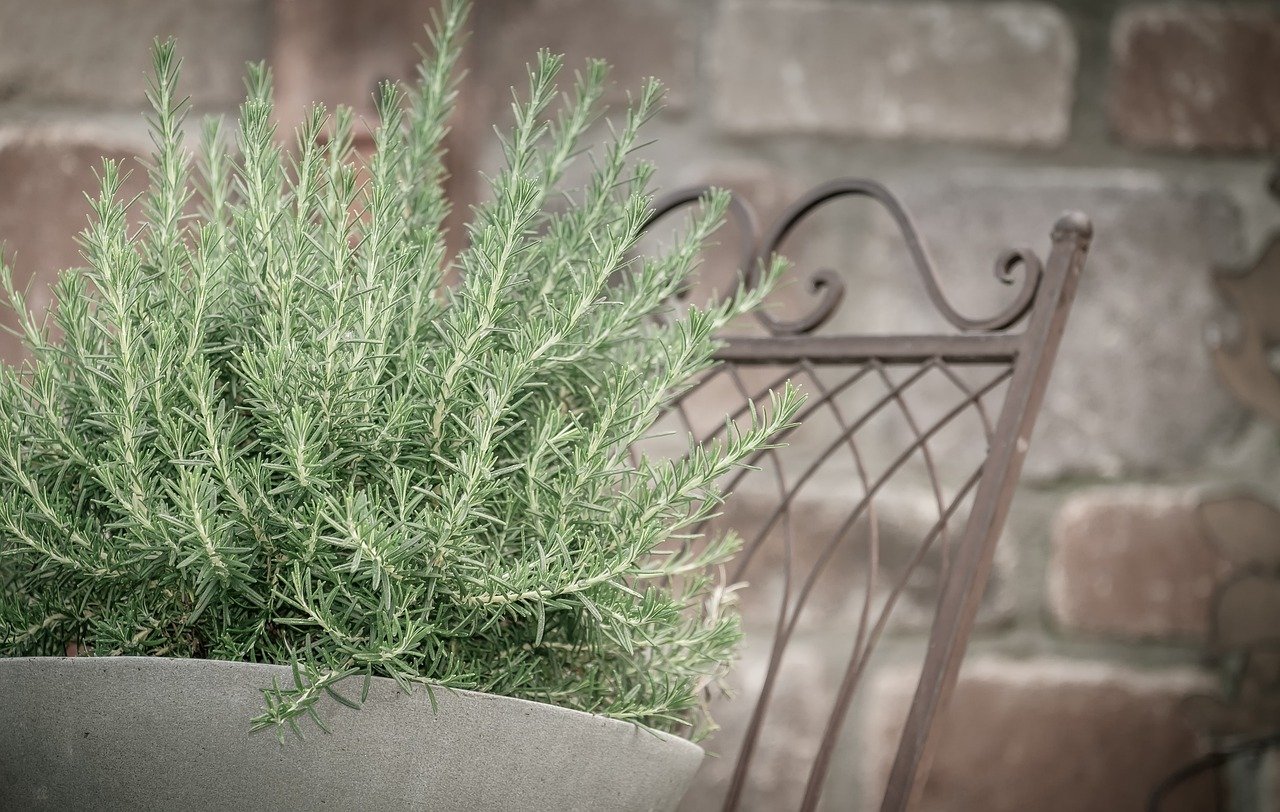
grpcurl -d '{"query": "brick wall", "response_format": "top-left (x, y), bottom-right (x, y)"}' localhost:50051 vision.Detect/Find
top-left (2, 1), bottom-right (1279, 809)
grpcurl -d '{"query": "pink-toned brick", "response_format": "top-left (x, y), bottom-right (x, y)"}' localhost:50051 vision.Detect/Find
top-left (1048, 487), bottom-right (1225, 641)
top-left (271, 0), bottom-right (478, 256)
top-left (865, 658), bottom-right (1217, 812)
top-left (1109, 5), bottom-right (1280, 152)
top-left (0, 131), bottom-right (148, 363)
top-left (272, 0), bottom-right (439, 128)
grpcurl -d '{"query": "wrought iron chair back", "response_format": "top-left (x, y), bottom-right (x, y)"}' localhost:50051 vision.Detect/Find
top-left (642, 180), bottom-right (1092, 811)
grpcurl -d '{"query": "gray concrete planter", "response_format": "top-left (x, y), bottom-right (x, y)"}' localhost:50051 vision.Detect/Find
top-left (0, 656), bottom-right (703, 811)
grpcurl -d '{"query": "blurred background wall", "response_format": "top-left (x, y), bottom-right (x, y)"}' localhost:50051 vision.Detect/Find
top-left (1, 0), bottom-right (1279, 809)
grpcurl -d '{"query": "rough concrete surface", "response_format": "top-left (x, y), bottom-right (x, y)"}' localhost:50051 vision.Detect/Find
top-left (0, 656), bottom-right (703, 812)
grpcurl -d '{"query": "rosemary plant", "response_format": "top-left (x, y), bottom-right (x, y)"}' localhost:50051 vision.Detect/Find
top-left (0, 1), bottom-right (800, 740)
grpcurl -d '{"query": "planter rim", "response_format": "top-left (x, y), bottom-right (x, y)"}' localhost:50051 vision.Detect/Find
top-left (0, 654), bottom-right (703, 757)
top-left (0, 654), bottom-right (706, 811)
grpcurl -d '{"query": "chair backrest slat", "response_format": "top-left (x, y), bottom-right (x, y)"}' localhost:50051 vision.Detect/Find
top-left (642, 181), bottom-right (1092, 811)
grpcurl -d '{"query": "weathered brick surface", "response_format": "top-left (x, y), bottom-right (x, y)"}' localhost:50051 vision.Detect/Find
top-left (272, 0), bottom-right (439, 127)
top-left (1216, 573), bottom-right (1280, 650)
top-left (820, 172), bottom-right (1244, 480)
top-left (472, 0), bottom-right (695, 113)
top-left (684, 171), bottom-right (1243, 480)
top-left (1048, 486), bottom-right (1223, 641)
top-left (688, 163), bottom-right (804, 229)
top-left (709, 2), bottom-right (1076, 145)
top-left (1199, 493), bottom-right (1280, 569)
top-left (271, 0), bottom-right (477, 255)
top-left (1109, 5), bottom-right (1280, 152)
top-left (0, 130), bottom-right (149, 363)
top-left (0, 0), bottom-right (268, 111)
top-left (864, 658), bottom-right (1217, 812)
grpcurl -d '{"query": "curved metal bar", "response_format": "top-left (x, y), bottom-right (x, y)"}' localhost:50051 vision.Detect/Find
top-left (642, 185), bottom-right (759, 305)
top-left (1146, 732), bottom-right (1279, 811)
top-left (800, 464), bottom-right (986, 811)
top-left (868, 360), bottom-right (951, 576)
top-left (759, 178), bottom-right (1044, 334)
top-left (719, 366), bottom-right (798, 812)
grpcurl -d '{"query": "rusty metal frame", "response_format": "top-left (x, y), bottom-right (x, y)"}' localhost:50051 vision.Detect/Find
top-left (645, 179), bottom-right (1092, 811)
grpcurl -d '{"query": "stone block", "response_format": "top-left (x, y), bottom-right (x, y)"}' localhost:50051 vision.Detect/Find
top-left (271, 0), bottom-right (479, 256)
top-left (864, 658), bottom-right (1217, 812)
top-left (1109, 5), bottom-right (1280, 152)
top-left (0, 0), bottom-right (268, 111)
top-left (1048, 486), bottom-right (1223, 641)
top-left (709, 2), bottom-right (1076, 145)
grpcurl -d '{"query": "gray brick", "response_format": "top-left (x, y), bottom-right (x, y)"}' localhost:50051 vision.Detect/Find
top-left (472, 0), bottom-right (695, 113)
top-left (642, 165), bottom-right (1249, 490)
top-left (0, 0), bottom-right (269, 111)
top-left (1109, 4), bottom-right (1280, 152)
top-left (709, 2), bottom-right (1076, 145)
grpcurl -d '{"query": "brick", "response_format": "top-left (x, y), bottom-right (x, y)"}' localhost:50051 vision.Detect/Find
top-left (472, 0), bottom-right (695, 114)
top-left (0, 0), bottom-right (268, 111)
top-left (272, 0), bottom-right (439, 127)
top-left (659, 170), bottom-right (1240, 480)
top-left (864, 658), bottom-right (1217, 812)
top-left (670, 163), bottom-right (805, 239)
top-left (709, 2), bottom-right (1076, 145)
top-left (1216, 573), bottom-right (1280, 650)
top-left (1198, 494), bottom-right (1280, 569)
top-left (0, 129), bottom-right (149, 363)
top-left (1108, 5), bottom-right (1280, 152)
top-left (1048, 487), bottom-right (1223, 641)
top-left (271, 0), bottom-right (478, 257)
top-left (817, 171), bottom-right (1244, 480)
top-left (706, 484), bottom-right (1014, 634)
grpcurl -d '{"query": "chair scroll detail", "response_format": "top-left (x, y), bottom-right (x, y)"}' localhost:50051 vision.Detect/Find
top-left (643, 180), bottom-right (1092, 812)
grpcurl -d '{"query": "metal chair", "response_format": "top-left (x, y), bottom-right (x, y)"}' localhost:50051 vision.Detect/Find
top-left (644, 179), bottom-right (1092, 811)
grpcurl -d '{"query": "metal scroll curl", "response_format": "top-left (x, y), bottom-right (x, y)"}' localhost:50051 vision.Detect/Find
top-left (643, 178), bottom-right (1046, 336)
